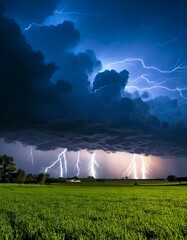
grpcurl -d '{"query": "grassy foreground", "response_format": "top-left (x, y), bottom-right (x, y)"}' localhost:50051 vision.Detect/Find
top-left (0, 183), bottom-right (187, 240)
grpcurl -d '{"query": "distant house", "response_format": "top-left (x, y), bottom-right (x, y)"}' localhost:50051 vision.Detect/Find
top-left (70, 179), bottom-right (81, 183)
top-left (66, 178), bottom-right (81, 183)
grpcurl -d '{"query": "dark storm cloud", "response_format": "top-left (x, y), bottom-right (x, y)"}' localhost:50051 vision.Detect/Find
top-left (0, 9), bottom-right (56, 119)
top-left (0, 0), bottom-right (61, 28)
top-left (24, 20), bottom-right (101, 93)
top-left (0, 8), bottom-right (187, 159)
top-left (25, 21), bottom-right (80, 62)
top-left (93, 69), bottom-right (128, 100)
top-left (2, 115), bottom-right (187, 158)
top-left (147, 96), bottom-right (187, 124)
top-left (50, 50), bottom-right (102, 94)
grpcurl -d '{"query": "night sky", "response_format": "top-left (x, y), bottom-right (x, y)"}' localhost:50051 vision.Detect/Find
top-left (0, 0), bottom-right (187, 179)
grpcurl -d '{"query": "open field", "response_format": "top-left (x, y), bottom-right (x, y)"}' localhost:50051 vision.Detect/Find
top-left (0, 182), bottom-right (187, 240)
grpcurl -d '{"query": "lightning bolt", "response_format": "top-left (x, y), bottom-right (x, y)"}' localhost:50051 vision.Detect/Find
top-left (104, 58), bottom-right (187, 74)
top-left (55, 1), bottom-right (101, 18)
top-left (24, 0), bottom-right (102, 31)
top-left (74, 151), bottom-right (81, 177)
top-left (140, 155), bottom-right (150, 179)
top-left (130, 74), bottom-right (166, 85)
top-left (132, 154), bottom-right (137, 179)
top-left (28, 146), bottom-right (34, 167)
top-left (126, 85), bottom-right (187, 99)
top-left (122, 154), bottom-right (138, 179)
top-left (25, 23), bottom-right (43, 31)
top-left (54, 1), bottom-right (69, 14)
top-left (89, 151), bottom-right (100, 178)
top-left (24, 2), bottom-right (69, 31)
top-left (55, 10), bottom-right (98, 17)
top-left (122, 154), bottom-right (151, 179)
top-left (44, 148), bottom-right (67, 177)
top-left (103, 57), bottom-right (187, 99)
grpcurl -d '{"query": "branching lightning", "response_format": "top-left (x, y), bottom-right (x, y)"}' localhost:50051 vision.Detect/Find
top-left (55, 10), bottom-right (98, 17)
top-left (126, 85), bottom-right (187, 99)
top-left (123, 154), bottom-right (137, 179)
top-left (103, 57), bottom-right (187, 99)
top-left (25, 1), bottom-right (100, 31)
top-left (89, 151), bottom-right (101, 178)
top-left (122, 154), bottom-right (151, 179)
top-left (105, 58), bottom-right (187, 73)
top-left (55, 1), bottom-right (100, 18)
top-left (140, 155), bottom-right (151, 179)
top-left (45, 148), bottom-right (67, 177)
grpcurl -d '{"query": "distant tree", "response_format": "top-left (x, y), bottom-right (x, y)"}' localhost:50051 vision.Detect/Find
top-left (73, 176), bottom-right (79, 180)
top-left (0, 155), bottom-right (16, 182)
top-left (167, 175), bottom-right (177, 182)
top-left (26, 174), bottom-right (37, 184)
top-left (37, 173), bottom-right (49, 184)
top-left (16, 169), bottom-right (26, 183)
top-left (86, 176), bottom-right (95, 182)
top-left (87, 176), bottom-right (95, 179)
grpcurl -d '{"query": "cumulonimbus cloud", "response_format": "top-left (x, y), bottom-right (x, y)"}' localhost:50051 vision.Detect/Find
top-left (0, 6), bottom-right (187, 160)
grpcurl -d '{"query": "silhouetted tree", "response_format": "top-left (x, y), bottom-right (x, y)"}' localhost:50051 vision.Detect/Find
top-left (37, 173), bottom-right (49, 184)
top-left (167, 175), bottom-right (176, 182)
top-left (26, 174), bottom-right (37, 184)
top-left (16, 169), bottom-right (26, 183)
top-left (0, 155), bottom-right (16, 182)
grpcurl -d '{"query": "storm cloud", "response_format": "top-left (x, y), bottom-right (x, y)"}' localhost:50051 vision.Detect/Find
top-left (0, 1), bottom-right (187, 162)
top-left (0, 8), bottom-right (56, 120)
top-left (25, 21), bottom-right (80, 62)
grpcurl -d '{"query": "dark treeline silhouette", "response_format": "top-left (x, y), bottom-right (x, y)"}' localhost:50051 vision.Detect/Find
top-left (0, 154), bottom-right (49, 184)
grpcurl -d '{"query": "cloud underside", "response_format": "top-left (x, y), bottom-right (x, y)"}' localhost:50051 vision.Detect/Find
top-left (0, 3), bottom-right (187, 158)
top-left (1, 119), bottom-right (187, 158)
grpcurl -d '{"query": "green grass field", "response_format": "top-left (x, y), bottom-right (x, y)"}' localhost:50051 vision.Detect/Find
top-left (0, 182), bottom-right (187, 240)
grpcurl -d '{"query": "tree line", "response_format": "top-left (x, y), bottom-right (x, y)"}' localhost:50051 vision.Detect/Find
top-left (0, 154), bottom-right (49, 184)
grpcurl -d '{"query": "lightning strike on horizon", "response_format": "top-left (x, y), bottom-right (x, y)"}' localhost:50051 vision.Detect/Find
top-left (44, 148), bottom-right (67, 177)
top-left (123, 154), bottom-right (138, 179)
top-left (132, 154), bottom-right (137, 179)
top-left (89, 151), bottom-right (100, 178)
top-left (123, 154), bottom-right (151, 179)
top-left (28, 147), bottom-right (34, 167)
top-left (74, 151), bottom-right (81, 177)
top-left (140, 155), bottom-right (150, 179)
